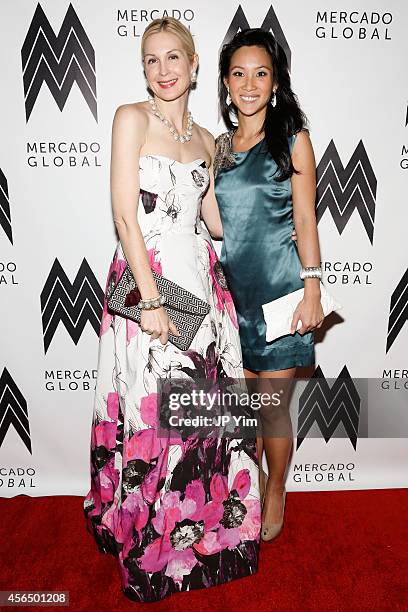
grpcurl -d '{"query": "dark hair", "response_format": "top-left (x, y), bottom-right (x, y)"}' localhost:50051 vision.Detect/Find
top-left (218, 28), bottom-right (308, 181)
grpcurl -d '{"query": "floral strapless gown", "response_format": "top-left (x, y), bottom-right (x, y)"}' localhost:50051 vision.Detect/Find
top-left (83, 155), bottom-right (261, 603)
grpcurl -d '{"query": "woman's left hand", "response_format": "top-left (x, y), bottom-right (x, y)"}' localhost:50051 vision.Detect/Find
top-left (290, 295), bottom-right (324, 335)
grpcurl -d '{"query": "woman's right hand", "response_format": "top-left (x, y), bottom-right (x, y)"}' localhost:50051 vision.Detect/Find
top-left (140, 307), bottom-right (180, 344)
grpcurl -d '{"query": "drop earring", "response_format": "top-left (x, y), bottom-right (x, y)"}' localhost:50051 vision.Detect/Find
top-left (270, 90), bottom-right (277, 107)
top-left (226, 86), bottom-right (231, 105)
top-left (191, 71), bottom-right (197, 84)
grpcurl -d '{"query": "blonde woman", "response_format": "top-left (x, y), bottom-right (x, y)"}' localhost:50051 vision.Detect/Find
top-left (83, 18), bottom-right (260, 603)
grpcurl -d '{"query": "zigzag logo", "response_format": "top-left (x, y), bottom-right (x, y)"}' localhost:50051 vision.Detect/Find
top-left (21, 3), bottom-right (97, 121)
top-left (0, 168), bottom-right (12, 244)
top-left (386, 268), bottom-right (408, 353)
top-left (297, 365), bottom-right (360, 450)
top-left (40, 258), bottom-right (104, 353)
top-left (0, 368), bottom-right (31, 453)
top-left (316, 140), bottom-right (377, 243)
top-left (220, 4), bottom-right (291, 70)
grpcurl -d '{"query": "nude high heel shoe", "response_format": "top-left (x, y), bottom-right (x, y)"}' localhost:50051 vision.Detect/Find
top-left (261, 487), bottom-right (286, 542)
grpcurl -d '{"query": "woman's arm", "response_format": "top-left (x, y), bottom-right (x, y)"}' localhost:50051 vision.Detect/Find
top-left (199, 131), bottom-right (223, 239)
top-left (111, 104), bottom-right (157, 297)
top-left (111, 104), bottom-right (178, 343)
top-left (290, 129), bottom-right (324, 334)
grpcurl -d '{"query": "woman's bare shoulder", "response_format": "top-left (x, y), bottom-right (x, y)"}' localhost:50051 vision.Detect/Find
top-left (113, 101), bottom-right (150, 129)
top-left (292, 128), bottom-right (315, 169)
top-left (195, 123), bottom-right (215, 148)
top-left (192, 123), bottom-right (215, 164)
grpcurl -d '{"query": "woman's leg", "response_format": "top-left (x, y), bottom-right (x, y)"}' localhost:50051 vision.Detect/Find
top-left (258, 368), bottom-right (295, 531)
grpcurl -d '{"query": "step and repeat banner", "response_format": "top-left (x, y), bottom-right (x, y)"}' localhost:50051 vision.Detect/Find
top-left (1, 0), bottom-right (407, 497)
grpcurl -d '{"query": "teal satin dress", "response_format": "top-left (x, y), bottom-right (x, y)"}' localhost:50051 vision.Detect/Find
top-left (214, 133), bottom-right (315, 372)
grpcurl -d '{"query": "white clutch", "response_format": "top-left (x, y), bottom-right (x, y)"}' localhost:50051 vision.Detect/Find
top-left (261, 282), bottom-right (342, 342)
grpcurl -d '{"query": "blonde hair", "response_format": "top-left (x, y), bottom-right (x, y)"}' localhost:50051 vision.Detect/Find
top-left (141, 17), bottom-right (195, 61)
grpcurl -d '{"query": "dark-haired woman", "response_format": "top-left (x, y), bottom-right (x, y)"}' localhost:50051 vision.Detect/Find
top-left (211, 29), bottom-right (324, 541)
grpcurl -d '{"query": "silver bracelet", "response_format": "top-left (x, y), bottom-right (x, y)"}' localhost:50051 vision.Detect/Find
top-left (300, 266), bottom-right (322, 280)
top-left (138, 294), bottom-right (166, 310)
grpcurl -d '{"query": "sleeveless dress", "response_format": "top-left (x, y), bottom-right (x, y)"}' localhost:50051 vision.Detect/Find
top-left (83, 154), bottom-right (261, 603)
top-left (214, 133), bottom-right (315, 372)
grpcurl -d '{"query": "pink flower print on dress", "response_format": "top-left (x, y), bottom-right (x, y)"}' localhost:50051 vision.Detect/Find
top-left (139, 480), bottom-right (216, 582)
top-left (194, 469), bottom-right (260, 554)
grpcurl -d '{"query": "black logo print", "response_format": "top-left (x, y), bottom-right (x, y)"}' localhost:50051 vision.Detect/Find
top-left (221, 4), bottom-right (291, 70)
top-left (386, 268), bottom-right (408, 353)
top-left (297, 365), bottom-right (361, 450)
top-left (40, 258), bottom-right (104, 353)
top-left (21, 3), bottom-right (97, 121)
top-left (316, 140), bottom-right (377, 244)
top-left (0, 368), bottom-right (31, 453)
top-left (0, 168), bottom-right (12, 244)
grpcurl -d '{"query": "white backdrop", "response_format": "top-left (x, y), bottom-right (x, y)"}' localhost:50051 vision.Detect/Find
top-left (0, 0), bottom-right (407, 497)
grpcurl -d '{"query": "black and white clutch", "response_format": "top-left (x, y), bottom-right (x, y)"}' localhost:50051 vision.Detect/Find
top-left (106, 265), bottom-right (210, 351)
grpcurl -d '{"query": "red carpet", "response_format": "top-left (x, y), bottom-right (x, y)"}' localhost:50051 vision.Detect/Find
top-left (1, 489), bottom-right (407, 611)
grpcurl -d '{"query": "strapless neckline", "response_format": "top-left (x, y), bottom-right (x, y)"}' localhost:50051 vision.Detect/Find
top-left (139, 154), bottom-right (207, 168)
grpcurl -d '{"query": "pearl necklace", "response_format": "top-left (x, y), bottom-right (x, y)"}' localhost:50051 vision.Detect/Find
top-left (148, 96), bottom-right (193, 143)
